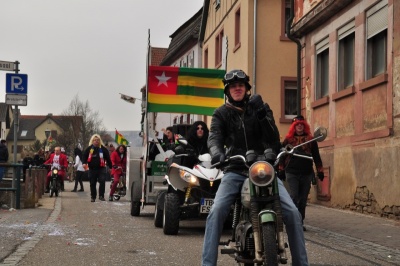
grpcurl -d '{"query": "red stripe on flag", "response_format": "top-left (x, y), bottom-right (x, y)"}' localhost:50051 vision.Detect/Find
top-left (148, 66), bottom-right (179, 94)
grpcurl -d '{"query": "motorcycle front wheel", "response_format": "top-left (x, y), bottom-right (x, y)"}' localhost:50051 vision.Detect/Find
top-left (50, 180), bottom-right (55, 197)
top-left (262, 223), bottom-right (278, 266)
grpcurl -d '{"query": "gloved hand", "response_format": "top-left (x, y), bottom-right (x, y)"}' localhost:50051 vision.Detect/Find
top-left (211, 154), bottom-right (226, 166)
top-left (248, 94), bottom-right (264, 110)
top-left (278, 170), bottom-right (286, 181)
top-left (317, 172), bottom-right (324, 181)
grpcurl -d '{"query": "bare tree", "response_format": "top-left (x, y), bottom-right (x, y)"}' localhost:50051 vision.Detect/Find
top-left (61, 94), bottom-right (106, 151)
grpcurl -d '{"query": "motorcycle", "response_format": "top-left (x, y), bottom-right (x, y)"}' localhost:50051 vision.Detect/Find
top-left (44, 164), bottom-right (63, 198)
top-left (110, 167), bottom-right (127, 201)
top-left (154, 138), bottom-right (224, 235)
top-left (216, 127), bottom-right (327, 265)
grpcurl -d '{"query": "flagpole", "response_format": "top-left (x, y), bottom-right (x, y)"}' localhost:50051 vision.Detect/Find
top-left (140, 28), bottom-right (151, 207)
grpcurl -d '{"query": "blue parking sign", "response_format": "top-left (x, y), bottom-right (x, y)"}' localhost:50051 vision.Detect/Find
top-left (6, 73), bottom-right (28, 94)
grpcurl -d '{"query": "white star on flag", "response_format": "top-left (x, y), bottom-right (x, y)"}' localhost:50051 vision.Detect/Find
top-left (155, 71), bottom-right (171, 87)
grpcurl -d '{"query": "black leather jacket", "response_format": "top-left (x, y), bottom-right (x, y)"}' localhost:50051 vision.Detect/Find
top-left (208, 100), bottom-right (280, 174)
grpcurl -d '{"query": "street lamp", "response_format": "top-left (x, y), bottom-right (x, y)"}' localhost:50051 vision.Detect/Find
top-left (44, 129), bottom-right (51, 151)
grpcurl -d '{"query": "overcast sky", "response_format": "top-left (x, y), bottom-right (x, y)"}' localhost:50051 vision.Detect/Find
top-left (0, 0), bottom-right (203, 131)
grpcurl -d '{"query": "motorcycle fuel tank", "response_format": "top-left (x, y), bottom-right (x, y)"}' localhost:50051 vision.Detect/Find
top-left (241, 178), bottom-right (251, 209)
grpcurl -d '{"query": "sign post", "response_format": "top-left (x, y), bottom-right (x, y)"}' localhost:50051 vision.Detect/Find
top-left (2, 60), bottom-right (22, 209)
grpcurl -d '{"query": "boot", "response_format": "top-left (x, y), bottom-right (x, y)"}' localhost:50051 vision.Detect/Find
top-left (61, 181), bottom-right (65, 191)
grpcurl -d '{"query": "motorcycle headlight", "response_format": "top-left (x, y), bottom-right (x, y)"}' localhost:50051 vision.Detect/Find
top-left (52, 169), bottom-right (58, 175)
top-left (249, 161), bottom-right (274, 186)
top-left (179, 169), bottom-right (199, 186)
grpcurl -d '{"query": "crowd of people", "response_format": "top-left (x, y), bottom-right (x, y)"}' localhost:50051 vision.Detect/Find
top-left (0, 68), bottom-right (326, 266)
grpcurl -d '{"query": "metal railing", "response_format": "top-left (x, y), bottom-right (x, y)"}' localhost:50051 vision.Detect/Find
top-left (0, 163), bottom-right (23, 209)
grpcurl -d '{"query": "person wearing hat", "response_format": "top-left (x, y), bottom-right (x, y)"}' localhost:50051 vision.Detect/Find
top-left (201, 69), bottom-right (309, 266)
top-left (279, 115), bottom-right (324, 232)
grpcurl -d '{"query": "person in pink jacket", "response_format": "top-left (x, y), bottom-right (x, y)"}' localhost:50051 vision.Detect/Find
top-left (108, 144), bottom-right (127, 201)
top-left (44, 146), bottom-right (68, 192)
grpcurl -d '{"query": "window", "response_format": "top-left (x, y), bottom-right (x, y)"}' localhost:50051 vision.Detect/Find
top-left (315, 38), bottom-right (329, 99)
top-left (283, 78), bottom-right (298, 118)
top-left (366, 0), bottom-right (388, 79)
top-left (235, 7), bottom-right (241, 49)
top-left (215, 29), bottom-right (224, 67)
top-left (281, 0), bottom-right (291, 38)
top-left (190, 51), bottom-right (194, 68)
top-left (21, 130), bottom-right (28, 137)
top-left (337, 21), bottom-right (355, 91)
top-left (204, 48), bottom-right (208, 68)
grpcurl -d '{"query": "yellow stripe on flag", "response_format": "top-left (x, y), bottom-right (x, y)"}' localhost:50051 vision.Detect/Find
top-left (177, 76), bottom-right (223, 89)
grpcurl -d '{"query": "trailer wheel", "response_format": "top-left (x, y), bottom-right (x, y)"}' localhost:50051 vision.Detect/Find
top-left (130, 182), bottom-right (141, 216)
top-left (154, 191), bottom-right (166, 228)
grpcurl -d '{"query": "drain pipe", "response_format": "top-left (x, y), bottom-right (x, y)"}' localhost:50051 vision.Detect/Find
top-left (252, 0), bottom-right (257, 94)
top-left (286, 0), bottom-right (302, 115)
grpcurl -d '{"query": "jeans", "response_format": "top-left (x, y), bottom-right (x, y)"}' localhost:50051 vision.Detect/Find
top-left (286, 172), bottom-right (313, 221)
top-left (89, 168), bottom-right (107, 199)
top-left (201, 172), bottom-right (308, 266)
top-left (73, 171), bottom-right (85, 191)
top-left (0, 167), bottom-right (4, 182)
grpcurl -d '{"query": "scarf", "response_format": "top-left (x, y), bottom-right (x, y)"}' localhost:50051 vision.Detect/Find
top-left (87, 145), bottom-right (105, 167)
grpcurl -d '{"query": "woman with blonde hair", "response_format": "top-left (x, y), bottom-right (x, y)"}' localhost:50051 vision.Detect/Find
top-left (82, 134), bottom-right (112, 202)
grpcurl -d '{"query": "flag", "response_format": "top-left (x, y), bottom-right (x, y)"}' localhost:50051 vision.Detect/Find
top-left (115, 130), bottom-right (129, 145)
top-left (147, 66), bottom-right (225, 116)
top-left (120, 93), bottom-right (136, 104)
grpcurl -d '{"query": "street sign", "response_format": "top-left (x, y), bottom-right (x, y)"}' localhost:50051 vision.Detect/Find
top-left (5, 94), bottom-right (27, 106)
top-left (0, 61), bottom-right (15, 71)
top-left (6, 73), bottom-right (28, 94)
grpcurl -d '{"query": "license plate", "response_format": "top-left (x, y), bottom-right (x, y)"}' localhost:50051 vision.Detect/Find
top-left (200, 198), bottom-right (214, 213)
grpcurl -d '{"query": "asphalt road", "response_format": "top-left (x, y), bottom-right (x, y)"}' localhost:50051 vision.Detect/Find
top-left (1, 181), bottom-right (398, 265)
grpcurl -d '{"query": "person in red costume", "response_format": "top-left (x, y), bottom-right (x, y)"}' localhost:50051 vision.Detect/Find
top-left (279, 115), bottom-right (324, 231)
top-left (108, 144), bottom-right (127, 201)
top-left (44, 146), bottom-right (68, 192)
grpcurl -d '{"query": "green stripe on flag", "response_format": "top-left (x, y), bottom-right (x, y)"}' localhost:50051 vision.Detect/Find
top-left (176, 86), bottom-right (224, 98)
top-left (178, 68), bottom-right (225, 79)
top-left (148, 103), bottom-right (217, 116)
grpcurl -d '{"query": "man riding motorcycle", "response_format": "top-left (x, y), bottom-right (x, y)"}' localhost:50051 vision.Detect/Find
top-left (44, 146), bottom-right (68, 193)
top-left (201, 69), bottom-right (309, 266)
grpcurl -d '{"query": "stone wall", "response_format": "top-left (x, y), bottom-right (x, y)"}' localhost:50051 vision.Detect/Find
top-left (348, 186), bottom-right (400, 220)
top-left (0, 168), bottom-right (47, 209)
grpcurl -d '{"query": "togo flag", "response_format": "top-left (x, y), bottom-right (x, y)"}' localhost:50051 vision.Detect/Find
top-left (115, 130), bottom-right (129, 145)
top-left (147, 66), bottom-right (225, 116)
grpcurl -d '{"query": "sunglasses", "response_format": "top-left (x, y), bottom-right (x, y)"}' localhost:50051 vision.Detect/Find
top-left (224, 71), bottom-right (247, 82)
top-left (197, 126), bottom-right (203, 131)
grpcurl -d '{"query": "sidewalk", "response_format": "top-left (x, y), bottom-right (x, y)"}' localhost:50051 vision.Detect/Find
top-left (305, 203), bottom-right (400, 264)
top-left (0, 192), bottom-right (56, 263)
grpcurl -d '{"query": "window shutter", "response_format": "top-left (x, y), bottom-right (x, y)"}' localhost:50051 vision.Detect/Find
top-left (338, 20), bottom-right (355, 40)
top-left (316, 37), bottom-right (329, 54)
top-left (367, 0), bottom-right (388, 39)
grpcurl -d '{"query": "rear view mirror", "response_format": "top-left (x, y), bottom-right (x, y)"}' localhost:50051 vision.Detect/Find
top-left (313, 127), bottom-right (327, 142)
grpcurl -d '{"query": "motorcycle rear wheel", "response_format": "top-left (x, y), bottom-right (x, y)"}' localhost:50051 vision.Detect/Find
top-left (163, 193), bottom-right (180, 235)
top-left (262, 223), bottom-right (278, 266)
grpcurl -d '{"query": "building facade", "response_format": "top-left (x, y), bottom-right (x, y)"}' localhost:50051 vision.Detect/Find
top-left (291, 0), bottom-right (399, 218)
top-left (200, 0), bottom-right (299, 137)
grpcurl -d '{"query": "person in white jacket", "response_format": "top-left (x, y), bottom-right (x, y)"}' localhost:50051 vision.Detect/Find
top-left (71, 147), bottom-right (85, 192)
